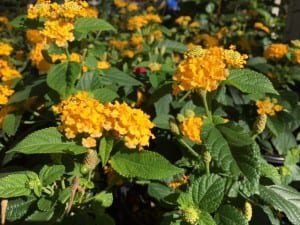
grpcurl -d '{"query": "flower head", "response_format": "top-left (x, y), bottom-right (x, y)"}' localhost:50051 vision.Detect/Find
top-left (26, 29), bottom-right (45, 44)
top-left (0, 85), bottom-right (14, 105)
top-left (256, 98), bottom-right (283, 116)
top-left (224, 46), bottom-right (248, 68)
top-left (254, 22), bottom-right (270, 33)
top-left (0, 42), bottom-right (13, 56)
top-left (175, 16), bottom-right (191, 26)
top-left (148, 63), bottom-right (161, 72)
top-left (97, 61), bottom-right (111, 70)
top-left (0, 60), bottom-right (21, 82)
top-left (293, 49), bottom-right (300, 64)
top-left (180, 116), bottom-right (203, 144)
top-left (264, 43), bottom-right (288, 60)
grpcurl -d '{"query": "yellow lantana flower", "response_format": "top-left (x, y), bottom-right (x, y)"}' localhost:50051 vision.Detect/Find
top-left (97, 61), bottom-right (111, 70)
top-left (0, 42), bottom-right (13, 56)
top-left (180, 116), bottom-right (203, 144)
top-left (0, 85), bottom-right (14, 105)
top-left (256, 98), bottom-right (283, 116)
top-left (264, 43), bottom-right (288, 60)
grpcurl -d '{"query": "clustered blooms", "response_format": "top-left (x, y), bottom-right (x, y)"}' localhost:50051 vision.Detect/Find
top-left (168, 175), bottom-right (189, 189)
top-left (180, 116), bottom-right (203, 144)
top-left (0, 85), bottom-right (14, 105)
top-left (172, 46), bottom-right (247, 94)
top-left (254, 22), bottom-right (270, 33)
top-left (0, 42), bottom-right (13, 56)
top-left (127, 14), bottom-right (162, 31)
top-left (97, 61), bottom-right (111, 70)
top-left (114, 0), bottom-right (139, 12)
top-left (148, 63), bottom-right (161, 72)
top-left (175, 16), bottom-right (192, 26)
top-left (0, 59), bottom-right (21, 82)
top-left (53, 92), bottom-right (154, 149)
top-left (256, 98), bottom-right (283, 116)
top-left (264, 43), bottom-right (288, 60)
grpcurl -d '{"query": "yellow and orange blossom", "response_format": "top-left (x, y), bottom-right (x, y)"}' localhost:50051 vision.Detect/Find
top-left (97, 61), bottom-right (111, 70)
top-left (254, 22), bottom-right (270, 33)
top-left (256, 98), bottom-right (283, 116)
top-left (0, 85), bottom-right (14, 105)
top-left (180, 116), bottom-right (203, 144)
top-left (264, 44), bottom-right (288, 60)
top-left (0, 42), bottom-right (13, 56)
top-left (293, 50), bottom-right (300, 64)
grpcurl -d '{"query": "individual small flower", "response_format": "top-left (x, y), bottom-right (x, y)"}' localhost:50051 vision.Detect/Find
top-left (114, 0), bottom-right (127, 8)
top-left (148, 63), bottom-right (161, 72)
top-left (175, 16), bottom-right (191, 26)
top-left (122, 50), bottom-right (135, 58)
top-left (144, 14), bottom-right (162, 23)
top-left (0, 60), bottom-right (21, 82)
top-left (134, 66), bottom-right (147, 75)
top-left (130, 35), bottom-right (143, 46)
top-left (152, 30), bottom-right (163, 40)
top-left (29, 43), bottom-right (51, 73)
top-left (264, 43), bottom-right (288, 60)
top-left (256, 98), bottom-right (283, 116)
top-left (0, 16), bottom-right (9, 25)
top-left (50, 54), bottom-right (67, 63)
top-left (42, 20), bottom-right (75, 47)
top-left (189, 21), bottom-right (200, 28)
top-left (0, 42), bottom-right (13, 56)
top-left (0, 85), bottom-right (14, 105)
top-left (82, 137), bottom-right (97, 148)
top-left (97, 61), bottom-right (111, 70)
top-left (254, 22), bottom-right (270, 33)
top-left (180, 116), bottom-right (203, 144)
top-left (127, 15), bottom-right (148, 30)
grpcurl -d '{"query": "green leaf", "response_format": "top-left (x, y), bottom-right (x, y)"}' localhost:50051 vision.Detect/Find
top-left (147, 183), bottom-right (174, 201)
top-left (93, 191), bottom-right (113, 208)
top-left (259, 185), bottom-right (300, 225)
top-left (102, 68), bottom-right (142, 86)
top-left (215, 205), bottom-right (248, 225)
top-left (39, 165), bottom-right (65, 185)
top-left (6, 197), bottom-right (36, 221)
top-left (225, 69), bottom-right (278, 94)
top-left (201, 123), bottom-right (239, 174)
top-left (158, 40), bottom-right (187, 53)
top-left (92, 88), bottom-right (119, 103)
top-left (26, 210), bottom-right (54, 222)
top-left (47, 62), bottom-right (81, 97)
top-left (3, 113), bottom-right (22, 137)
top-left (0, 172), bottom-right (37, 198)
top-left (111, 150), bottom-right (183, 180)
top-left (74, 17), bottom-right (116, 33)
top-left (154, 94), bottom-right (172, 115)
top-left (188, 174), bottom-right (225, 213)
top-left (8, 127), bottom-right (86, 155)
top-left (37, 198), bottom-right (53, 212)
top-left (153, 114), bottom-right (173, 129)
top-left (217, 123), bottom-right (253, 147)
top-left (76, 71), bottom-right (102, 90)
top-left (99, 137), bottom-right (114, 167)
top-left (199, 211), bottom-right (216, 225)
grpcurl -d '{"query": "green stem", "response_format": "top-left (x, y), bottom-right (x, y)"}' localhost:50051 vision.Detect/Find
top-left (199, 90), bottom-right (212, 122)
top-left (178, 138), bottom-right (199, 158)
top-left (205, 162), bottom-right (210, 175)
top-left (178, 91), bottom-right (191, 103)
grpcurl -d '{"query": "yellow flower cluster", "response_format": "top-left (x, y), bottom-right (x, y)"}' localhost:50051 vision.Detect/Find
top-left (110, 40), bottom-right (129, 50)
top-left (293, 50), bottom-right (300, 64)
top-left (168, 175), bottom-right (189, 189)
top-left (127, 14), bottom-right (162, 30)
top-left (50, 52), bottom-right (81, 63)
top-left (264, 43), bottom-right (288, 60)
top-left (97, 61), bottom-right (111, 70)
top-left (0, 42), bottom-right (13, 56)
top-left (256, 98), bottom-right (283, 116)
top-left (180, 116), bottom-right (203, 144)
top-left (0, 60), bottom-right (21, 82)
top-left (148, 63), bottom-right (162, 72)
top-left (122, 50), bottom-right (135, 58)
top-left (26, 29), bottom-right (45, 44)
top-left (53, 92), bottom-right (154, 149)
top-left (130, 35), bottom-right (143, 48)
top-left (42, 20), bottom-right (75, 47)
top-left (224, 45), bottom-right (248, 68)
top-left (0, 85), bottom-right (14, 105)
top-left (27, 0), bottom-right (97, 20)
top-left (254, 22), bottom-right (270, 33)
top-left (175, 16), bottom-right (191, 26)
top-left (53, 91), bottom-right (106, 139)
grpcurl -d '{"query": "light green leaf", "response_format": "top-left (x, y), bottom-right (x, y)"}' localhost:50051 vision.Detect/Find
top-left (199, 211), bottom-right (216, 225)
top-left (111, 150), bottom-right (183, 180)
top-left (39, 165), bottom-right (65, 186)
top-left (0, 172), bottom-right (37, 198)
top-left (188, 174), bottom-right (225, 213)
top-left (259, 185), bottom-right (300, 225)
top-left (47, 62), bottom-right (81, 97)
top-left (75, 17), bottom-right (116, 33)
top-left (215, 205), bottom-right (248, 225)
top-left (102, 67), bottom-right (142, 86)
top-left (158, 40), bottom-right (187, 53)
top-left (8, 127), bottom-right (86, 155)
top-left (92, 88), bottom-right (119, 103)
top-left (99, 137), bottom-right (114, 167)
top-left (225, 69), bottom-right (278, 94)
top-left (93, 191), bottom-right (113, 208)
top-left (37, 198), bottom-right (53, 212)
top-left (3, 113), bottom-right (22, 137)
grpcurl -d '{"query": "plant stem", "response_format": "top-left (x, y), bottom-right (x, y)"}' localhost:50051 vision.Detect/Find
top-left (199, 90), bottom-right (212, 122)
top-left (178, 91), bottom-right (191, 103)
top-left (178, 138), bottom-right (199, 158)
top-left (205, 162), bottom-right (210, 175)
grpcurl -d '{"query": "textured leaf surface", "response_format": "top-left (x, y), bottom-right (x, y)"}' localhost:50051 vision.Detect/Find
top-left (0, 172), bottom-right (35, 198)
top-left (39, 165), bottom-right (65, 185)
top-left (111, 150), bottom-right (183, 180)
top-left (189, 174), bottom-right (225, 213)
top-left (102, 68), bottom-right (142, 86)
top-left (47, 62), bottom-right (81, 97)
top-left (260, 185), bottom-right (300, 225)
top-left (199, 211), bottom-right (216, 225)
top-left (75, 17), bottom-right (115, 33)
top-left (92, 88), bottom-right (118, 103)
top-left (8, 127), bottom-right (86, 155)
top-left (99, 137), bottom-right (114, 166)
top-left (225, 69), bottom-right (278, 94)
top-left (215, 205), bottom-right (248, 225)
top-left (6, 197), bottom-right (36, 221)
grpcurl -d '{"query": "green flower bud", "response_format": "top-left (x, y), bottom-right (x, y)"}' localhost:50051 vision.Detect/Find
top-left (83, 149), bottom-right (99, 171)
top-left (184, 109), bottom-right (195, 118)
top-left (177, 114), bottom-right (185, 123)
top-left (253, 114), bottom-right (267, 134)
top-left (203, 151), bottom-right (212, 164)
top-left (183, 207), bottom-right (200, 225)
top-left (244, 201), bottom-right (252, 222)
top-left (169, 120), bottom-right (180, 135)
